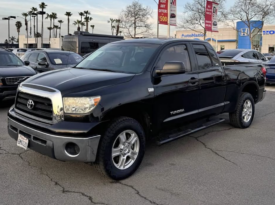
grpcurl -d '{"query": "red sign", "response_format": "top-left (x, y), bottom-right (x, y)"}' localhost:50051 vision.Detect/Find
top-left (158, 0), bottom-right (168, 25)
top-left (205, 1), bottom-right (219, 32)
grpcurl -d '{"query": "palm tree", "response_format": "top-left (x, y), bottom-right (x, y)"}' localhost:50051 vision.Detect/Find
top-left (83, 10), bottom-right (91, 32)
top-left (73, 20), bottom-right (82, 32)
top-left (84, 16), bottom-right (92, 32)
top-left (53, 25), bottom-right (59, 38)
top-left (90, 25), bottom-right (95, 33)
top-left (28, 11), bottom-right (33, 36)
top-left (58, 20), bottom-right (64, 38)
top-left (79, 12), bottom-right (84, 31)
top-left (15, 21), bottom-right (22, 45)
top-left (22, 13), bottom-right (29, 48)
top-left (65, 12), bottom-right (73, 35)
top-left (51, 13), bottom-right (57, 37)
top-left (39, 2), bottom-right (47, 47)
top-left (30, 7), bottom-right (38, 38)
top-left (9, 36), bottom-right (16, 44)
top-left (47, 27), bottom-right (52, 42)
top-left (80, 22), bottom-right (85, 31)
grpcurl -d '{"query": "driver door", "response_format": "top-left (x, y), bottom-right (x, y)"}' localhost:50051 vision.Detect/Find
top-left (153, 44), bottom-right (200, 130)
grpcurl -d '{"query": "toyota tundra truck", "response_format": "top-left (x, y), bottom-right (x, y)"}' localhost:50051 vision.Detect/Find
top-left (7, 39), bottom-right (266, 180)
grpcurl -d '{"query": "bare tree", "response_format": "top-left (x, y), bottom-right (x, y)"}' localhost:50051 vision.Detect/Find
top-left (179, 0), bottom-right (227, 40)
top-left (120, 1), bottom-right (153, 38)
top-left (228, 0), bottom-right (275, 49)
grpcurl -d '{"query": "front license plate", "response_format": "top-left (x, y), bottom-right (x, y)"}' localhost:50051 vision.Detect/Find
top-left (17, 134), bottom-right (29, 150)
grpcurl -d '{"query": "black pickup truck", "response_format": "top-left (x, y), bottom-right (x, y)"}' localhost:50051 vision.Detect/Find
top-left (7, 39), bottom-right (266, 180)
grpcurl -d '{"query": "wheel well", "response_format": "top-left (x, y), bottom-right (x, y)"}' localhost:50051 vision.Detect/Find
top-left (102, 105), bottom-right (152, 137)
top-left (242, 83), bottom-right (258, 103)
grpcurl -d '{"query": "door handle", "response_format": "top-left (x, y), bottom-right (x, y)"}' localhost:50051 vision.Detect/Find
top-left (189, 78), bottom-right (199, 85)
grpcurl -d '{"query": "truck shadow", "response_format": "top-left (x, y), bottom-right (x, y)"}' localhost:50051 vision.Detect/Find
top-left (0, 99), bottom-right (14, 109)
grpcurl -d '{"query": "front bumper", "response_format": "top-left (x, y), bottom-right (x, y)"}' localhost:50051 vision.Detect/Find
top-left (8, 116), bottom-right (101, 163)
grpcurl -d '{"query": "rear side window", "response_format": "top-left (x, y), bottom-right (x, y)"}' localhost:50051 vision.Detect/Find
top-left (217, 50), bottom-right (242, 58)
top-left (81, 42), bottom-right (99, 54)
top-left (157, 45), bottom-right (191, 72)
top-left (207, 46), bottom-right (220, 66)
top-left (29, 53), bottom-right (38, 63)
top-left (243, 51), bottom-right (258, 59)
top-left (193, 44), bottom-right (212, 70)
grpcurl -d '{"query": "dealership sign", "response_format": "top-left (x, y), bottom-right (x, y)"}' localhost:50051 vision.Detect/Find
top-left (263, 30), bottom-right (275, 35)
top-left (158, 0), bottom-right (177, 26)
top-left (205, 1), bottom-right (219, 32)
top-left (181, 33), bottom-right (205, 38)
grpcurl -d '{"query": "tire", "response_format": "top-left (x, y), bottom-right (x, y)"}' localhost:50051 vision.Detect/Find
top-left (229, 92), bottom-right (255, 128)
top-left (96, 117), bottom-right (146, 180)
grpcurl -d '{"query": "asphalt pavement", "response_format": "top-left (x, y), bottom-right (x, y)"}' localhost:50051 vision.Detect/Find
top-left (1, 88), bottom-right (275, 205)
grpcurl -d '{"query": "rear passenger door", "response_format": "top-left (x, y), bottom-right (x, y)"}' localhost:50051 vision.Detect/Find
top-left (192, 43), bottom-right (226, 116)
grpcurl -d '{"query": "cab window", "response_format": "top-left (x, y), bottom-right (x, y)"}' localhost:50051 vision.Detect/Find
top-left (193, 44), bottom-right (212, 70)
top-left (157, 45), bottom-right (191, 72)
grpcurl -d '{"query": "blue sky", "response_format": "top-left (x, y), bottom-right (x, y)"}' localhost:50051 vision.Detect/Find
top-left (0, 0), bottom-right (236, 42)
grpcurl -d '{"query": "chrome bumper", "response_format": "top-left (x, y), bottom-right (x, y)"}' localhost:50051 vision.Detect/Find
top-left (8, 117), bottom-right (101, 162)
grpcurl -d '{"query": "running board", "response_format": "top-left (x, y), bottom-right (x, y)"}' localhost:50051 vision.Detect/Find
top-left (157, 118), bottom-right (225, 145)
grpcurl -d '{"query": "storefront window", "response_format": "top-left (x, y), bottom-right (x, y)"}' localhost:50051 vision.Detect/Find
top-left (220, 45), bottom-right (225, 50)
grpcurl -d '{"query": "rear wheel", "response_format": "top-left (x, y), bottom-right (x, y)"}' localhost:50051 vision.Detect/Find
top-left (229, 92), bottom-right (255, 128)
top-left (96, 117), bottom-right (145, 180)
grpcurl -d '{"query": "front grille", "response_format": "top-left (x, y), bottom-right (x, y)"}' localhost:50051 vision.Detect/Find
top-left (5, 77), bottom-right (28, 85)
top-left (15, 92), bottom-right (53, 122)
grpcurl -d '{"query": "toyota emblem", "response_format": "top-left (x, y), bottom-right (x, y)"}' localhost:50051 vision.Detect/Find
top-left (27, 99), bottom-right (35, 110)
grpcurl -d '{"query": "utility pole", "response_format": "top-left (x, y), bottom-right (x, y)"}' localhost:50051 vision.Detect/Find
top-left (167, 0), bottom-right (170, 38)
top-left (2, 16), bottom-right (16, 48)
top-left (153, 0), bottom-right (159, 38)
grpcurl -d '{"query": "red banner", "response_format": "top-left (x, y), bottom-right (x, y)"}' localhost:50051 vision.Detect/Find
top-left (205, 1), bottom-right (219, 32)
top-left (158, 0), bottom-right (168, 25)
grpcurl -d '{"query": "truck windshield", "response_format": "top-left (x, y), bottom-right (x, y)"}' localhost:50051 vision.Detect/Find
top-left (48, 53), bottom-right (83, 65)
top-left (0, 52), bottom-right (23, 67)
top-left (75, 43), bottom-right (159, 74)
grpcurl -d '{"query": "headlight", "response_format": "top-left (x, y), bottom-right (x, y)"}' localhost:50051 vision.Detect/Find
top-left (63, 96), bottom-right (101, 114)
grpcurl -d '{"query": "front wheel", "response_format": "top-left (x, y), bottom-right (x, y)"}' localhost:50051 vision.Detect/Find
top-left (96, 117), bottom-right (145, 180)
top-left (229, 92), bottom-right (255, 128)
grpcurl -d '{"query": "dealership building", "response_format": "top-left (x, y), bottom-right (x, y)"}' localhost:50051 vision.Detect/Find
top-left (176, 21), bottom-right (275, 53)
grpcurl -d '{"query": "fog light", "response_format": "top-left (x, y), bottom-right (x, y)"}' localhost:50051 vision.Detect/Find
top-left (65, 142), bottom-right (80, 157)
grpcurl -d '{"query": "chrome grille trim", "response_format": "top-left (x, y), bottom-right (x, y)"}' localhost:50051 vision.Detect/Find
top-left (15, 83), bottom-right (64, 124)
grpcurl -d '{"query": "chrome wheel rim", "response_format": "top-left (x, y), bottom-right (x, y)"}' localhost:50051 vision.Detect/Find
top-left (242, 99), bottom-right (253, 123)
top-left (112, 130), bottom-right (140, 170)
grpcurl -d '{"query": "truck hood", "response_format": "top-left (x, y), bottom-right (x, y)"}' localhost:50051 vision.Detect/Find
top-left (0, 66), bottom-right (36, 77)
top-left (24, 68), bottom-right (135, 94)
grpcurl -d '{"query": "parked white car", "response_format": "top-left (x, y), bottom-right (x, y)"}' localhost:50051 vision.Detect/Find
top-left (217, 49), bottom-right (268, 63)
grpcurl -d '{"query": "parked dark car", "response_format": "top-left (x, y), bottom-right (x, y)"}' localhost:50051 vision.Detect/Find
top-left (21, 50), bottom-right (83, 73)
top-left (8, 39), bottom-right (265, 180)
top-left (265, 56), bottom-right (275, 84)
top-left (0, 49), bottom-right (36, 101)
top-left (170, 13), bottom-right (176, 18)
top-left (263, 53), bottom-right (274, 61)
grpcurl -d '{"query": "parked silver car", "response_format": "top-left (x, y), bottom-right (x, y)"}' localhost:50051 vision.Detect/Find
top-left (217, 49), bottom-right (268, 63)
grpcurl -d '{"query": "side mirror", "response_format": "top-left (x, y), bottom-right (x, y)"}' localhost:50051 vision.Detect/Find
top-left (24, 61), bottom-right (30, 66)
top-left (155, 62), bottom-right (186, 75)
top-left (38, 60), bottom-right (48, 66)
top-left (261, 57), bottom-right (267, 61)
